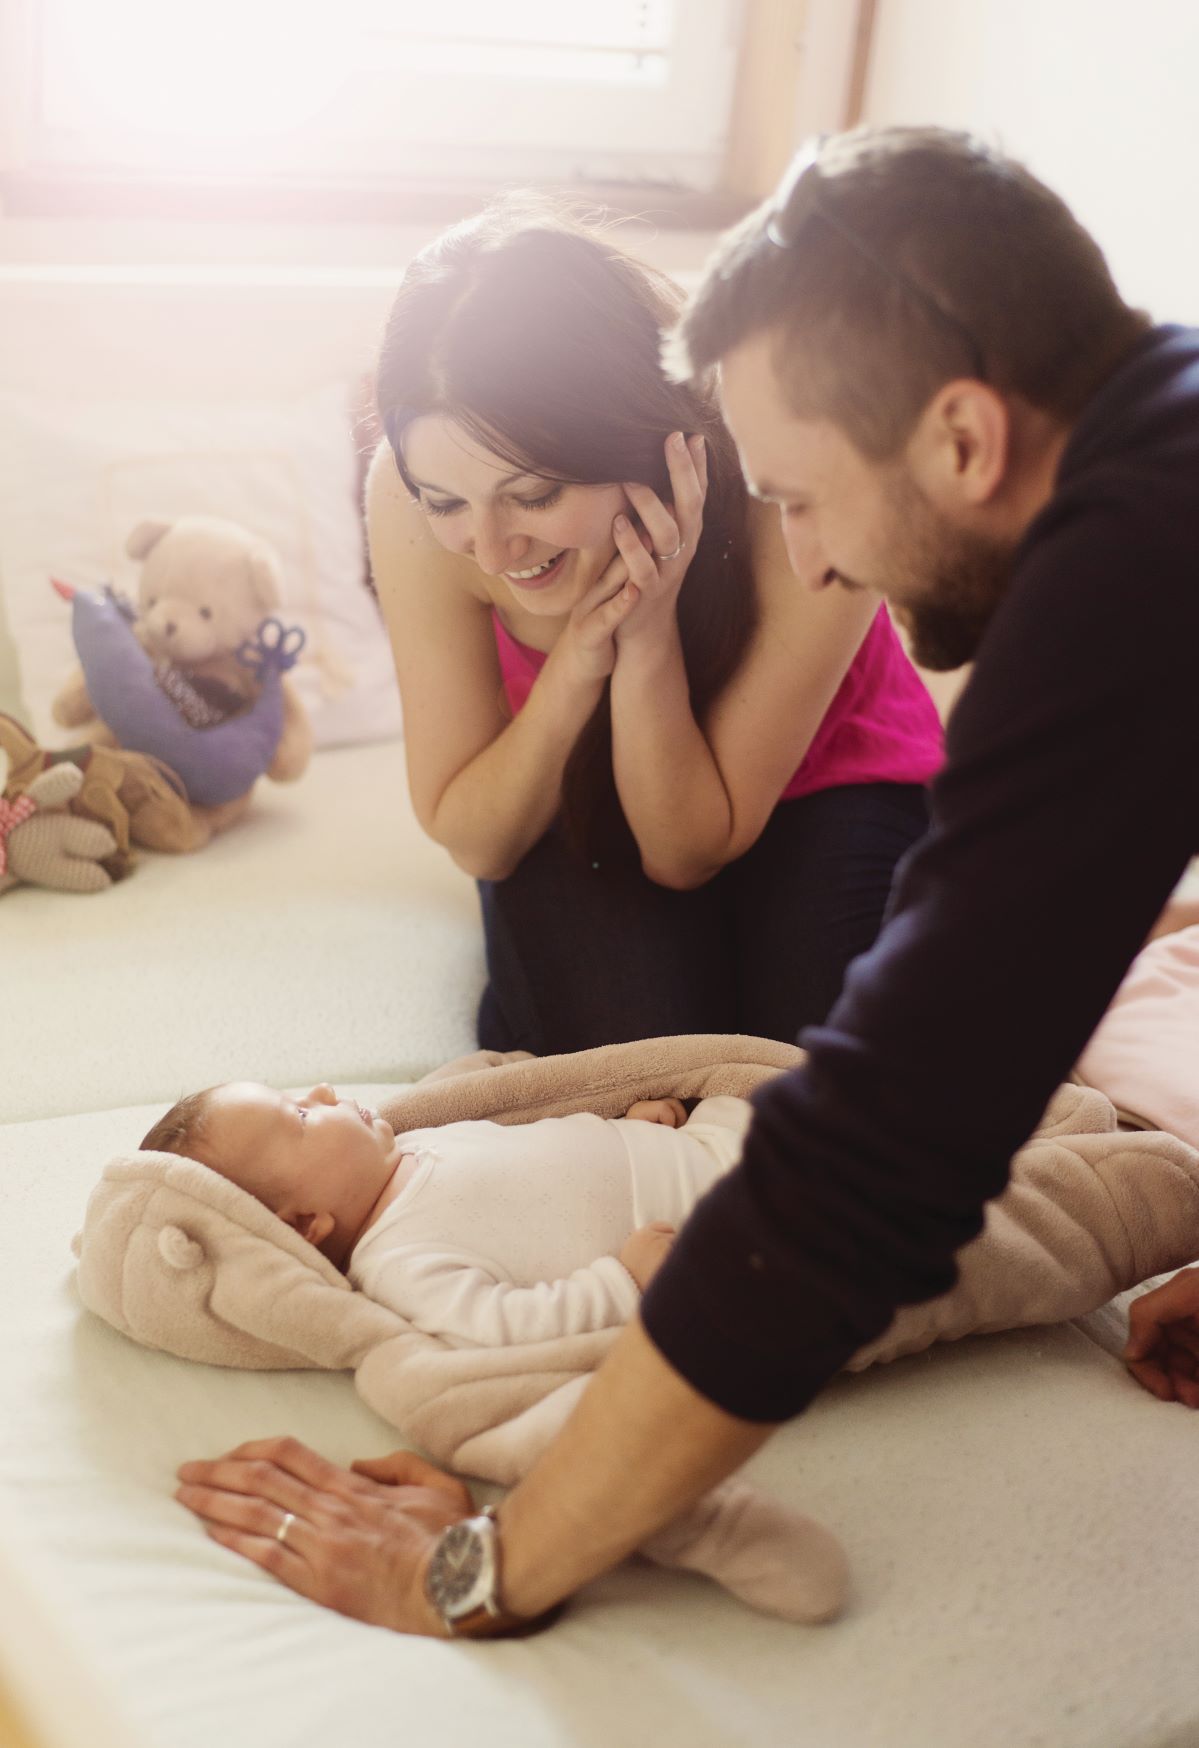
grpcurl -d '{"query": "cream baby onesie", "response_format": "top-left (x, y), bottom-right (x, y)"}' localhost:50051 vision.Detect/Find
top-left (347, 1096), bottom-right (752, 1346)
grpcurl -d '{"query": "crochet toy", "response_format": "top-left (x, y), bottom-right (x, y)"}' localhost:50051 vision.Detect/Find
top-left (52, 515), bottom-right (313, 849)
top-left (0, 711), bottom-right (200, 864)
top-left (0, 740), bottom-right (117, 895)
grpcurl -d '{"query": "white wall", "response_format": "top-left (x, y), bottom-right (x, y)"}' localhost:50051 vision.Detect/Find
top-left (862, 0), bottom-right (1199, 322)
top-left (0, 212), bottom-right (723, 278)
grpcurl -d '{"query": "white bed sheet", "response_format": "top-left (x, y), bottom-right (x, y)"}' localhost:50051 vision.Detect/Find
top-left (1, 741), bottom-right (482, 1124)
top-left (4, 1098), bottom-right (1199, 1748)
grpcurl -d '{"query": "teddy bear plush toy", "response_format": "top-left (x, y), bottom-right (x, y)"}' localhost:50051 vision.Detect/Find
top-left (0, 741), bottom-right (118, 895)
top-left (52, 515), bottom-right (313, 850)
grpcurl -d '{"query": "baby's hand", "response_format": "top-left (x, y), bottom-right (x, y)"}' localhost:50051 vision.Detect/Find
top-left (625, 1097), bottom-right (688, 1127)
top-left (1125, 1266), bottom-right (1199, 1405)
top-left (619, 1222), bottom-right (677, 1290)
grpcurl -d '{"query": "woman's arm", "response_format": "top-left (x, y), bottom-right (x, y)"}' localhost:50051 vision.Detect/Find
top-left (610, 479), bottom-right (878, 890)
top-left (367, 446), bottom-right (624, 880)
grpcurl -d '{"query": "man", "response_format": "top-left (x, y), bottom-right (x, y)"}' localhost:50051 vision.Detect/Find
top-left (175, 127), bottom-right (1199, 1634)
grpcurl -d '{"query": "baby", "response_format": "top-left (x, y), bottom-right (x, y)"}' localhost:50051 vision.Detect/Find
top-left (141, 1081), bottom-right (753, 1345)
top-left (139, 1077), bottom-right (852, 1627)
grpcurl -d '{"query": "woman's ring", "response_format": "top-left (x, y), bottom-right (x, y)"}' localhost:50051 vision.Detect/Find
top-left (276, 1511), bottom-right (296, 1546)
top-left (654, 537), bottom-right (684, 561)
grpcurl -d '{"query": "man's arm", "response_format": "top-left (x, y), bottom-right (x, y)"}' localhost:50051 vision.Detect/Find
top-left (641, 492), bottom-right (1199, 1418)
top-left (496, 1318), bottom-right (774, 1617)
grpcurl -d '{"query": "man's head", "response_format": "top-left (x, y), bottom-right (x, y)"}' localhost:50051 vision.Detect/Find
top-left (141, 1082), bottom-right (406, 1267)
top-left (672, 126), bottom-right (1149, 667)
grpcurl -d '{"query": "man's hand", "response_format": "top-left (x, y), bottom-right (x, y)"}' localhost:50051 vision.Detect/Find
top-left (619, 1222), bottom-right (677, 1290)
top-left (624, 1097), bottom-right (688, 1126)
top-left (175, 1437), bottom-right (474, 1633)
top-left (1124, 1267), bottom-right (1199, 1405)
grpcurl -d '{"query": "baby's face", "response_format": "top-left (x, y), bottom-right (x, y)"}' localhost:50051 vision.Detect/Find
top-left (203, 1082), bottom-right (404, 1257)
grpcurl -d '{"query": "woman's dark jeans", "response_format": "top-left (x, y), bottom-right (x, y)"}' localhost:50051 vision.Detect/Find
top-left (476, 781), bottom-right (930, 1053)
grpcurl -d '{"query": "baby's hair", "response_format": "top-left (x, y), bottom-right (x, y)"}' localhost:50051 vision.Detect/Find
top-left (141, 1088), bottom-right (216, 1163)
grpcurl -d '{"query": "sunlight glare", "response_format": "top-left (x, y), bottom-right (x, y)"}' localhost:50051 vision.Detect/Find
top-left (48, 0), bottom-right (352, 144)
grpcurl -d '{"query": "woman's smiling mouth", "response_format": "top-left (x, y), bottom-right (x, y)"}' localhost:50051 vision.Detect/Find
top-left (504, 550), bottom-right (567, 589)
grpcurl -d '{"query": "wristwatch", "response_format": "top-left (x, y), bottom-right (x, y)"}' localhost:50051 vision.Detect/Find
top-left (424, 1505), bottom-right (527, 1639)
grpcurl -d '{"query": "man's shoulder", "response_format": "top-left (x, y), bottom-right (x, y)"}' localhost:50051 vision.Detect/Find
top-left (955, 468), bottom-right (1199, 756)
top-left (1053, 324), bottom-right (1199, 529)
top-left (1018, 472), bottom-right (1199, 632)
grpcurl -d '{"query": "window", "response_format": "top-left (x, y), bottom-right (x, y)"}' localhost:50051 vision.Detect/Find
top-left (18, 0), bottom-right (746, 191)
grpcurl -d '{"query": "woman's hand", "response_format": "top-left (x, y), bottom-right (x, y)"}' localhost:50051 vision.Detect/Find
top-left (1124, 1267), bottom-right (1199, 1405)
top-left (612, 432), bottom-right (708, 654)
top-left (548, 432), bottom-right (707, 689)
top-left (549, 561), bottom-right (642, 688)
top-left (175, 1436), bottom-right (474, 1634)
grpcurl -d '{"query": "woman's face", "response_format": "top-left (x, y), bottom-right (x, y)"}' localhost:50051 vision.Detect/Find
top-left (401, 415), bottom-right (627, 616)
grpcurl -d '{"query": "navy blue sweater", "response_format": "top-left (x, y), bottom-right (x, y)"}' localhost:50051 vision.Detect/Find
top-left (642, 325), bottom-right (1199, 1420)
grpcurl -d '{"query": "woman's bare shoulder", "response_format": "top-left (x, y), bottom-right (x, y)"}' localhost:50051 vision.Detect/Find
top-left (743, 496), bottom-right (796, 605)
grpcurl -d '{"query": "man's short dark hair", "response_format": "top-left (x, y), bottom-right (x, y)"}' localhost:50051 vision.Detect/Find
top-left (670, 126), bottom-right (1148, 457)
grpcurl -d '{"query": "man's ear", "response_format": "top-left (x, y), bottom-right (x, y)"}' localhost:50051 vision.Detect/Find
top-left (908, 379), bottom-right (1011, 509)
top-left (284, 1209), bottom-right (336, 1249)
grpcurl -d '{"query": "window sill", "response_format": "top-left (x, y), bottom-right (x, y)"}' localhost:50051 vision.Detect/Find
top-left (1, 169), bottom-right (750, 230)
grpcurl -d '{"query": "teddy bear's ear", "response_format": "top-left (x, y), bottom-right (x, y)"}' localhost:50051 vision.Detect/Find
top-left (245, 549), bottom-right (283, 615)
top-left (126, 518), bottom-right (173, 561)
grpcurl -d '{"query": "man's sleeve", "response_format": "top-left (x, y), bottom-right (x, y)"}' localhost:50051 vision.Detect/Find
top-left (642, 494), bottom-right (1199, 1421)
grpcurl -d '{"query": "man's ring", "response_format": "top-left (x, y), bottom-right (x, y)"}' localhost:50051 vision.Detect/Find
top-left (276, 1511), bottom-right (296, 1546)
top-left (654, 537), bottom-right (683, 562)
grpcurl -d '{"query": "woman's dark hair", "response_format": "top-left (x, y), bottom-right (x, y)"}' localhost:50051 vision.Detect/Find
top-left (375, 196), bottom-right (758, 863)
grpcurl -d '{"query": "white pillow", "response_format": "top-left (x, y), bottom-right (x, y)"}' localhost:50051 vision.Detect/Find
top-left (0, 383), bottom-right (402, 749)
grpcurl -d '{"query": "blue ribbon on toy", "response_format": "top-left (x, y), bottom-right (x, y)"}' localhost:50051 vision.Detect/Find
top-left (71, 589), bottom-right (302, 809)
top-left (235, 616), bottom-right (306, 679)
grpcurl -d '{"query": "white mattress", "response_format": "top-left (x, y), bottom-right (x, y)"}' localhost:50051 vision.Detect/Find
top-left (3, 1096), bottom-right (1199, 1748)
top-left (1, 740), bottom-right (482, 1124)
top-left (6, 740), bottom-right (1199, 1748)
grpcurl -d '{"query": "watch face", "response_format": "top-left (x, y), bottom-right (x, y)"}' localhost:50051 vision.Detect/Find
top-left (437, 1523), bottom-right (483, 1607)
top-left (427, 1517), bottom-right (497, 1621)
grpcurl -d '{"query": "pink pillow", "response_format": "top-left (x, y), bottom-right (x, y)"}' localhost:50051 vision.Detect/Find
top-left (1077, 925), bottom-right (1199, 1145)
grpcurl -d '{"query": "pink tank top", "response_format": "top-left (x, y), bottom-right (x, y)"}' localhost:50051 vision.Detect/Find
top-left (491, 604), bottom-right (943, 803)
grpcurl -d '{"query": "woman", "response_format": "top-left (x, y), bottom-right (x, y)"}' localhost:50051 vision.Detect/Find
top-left (368, 199), bottom-right (942, 1053)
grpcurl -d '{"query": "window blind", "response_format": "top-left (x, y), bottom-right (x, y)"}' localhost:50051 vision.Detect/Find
top-left (26, 0), bottom-right (743, 190)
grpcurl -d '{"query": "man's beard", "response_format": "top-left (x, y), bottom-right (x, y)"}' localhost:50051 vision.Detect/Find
top-left (882, 471), bottom-right (1016, 672)
top-left (901, 588), bottom-right (1004, 672)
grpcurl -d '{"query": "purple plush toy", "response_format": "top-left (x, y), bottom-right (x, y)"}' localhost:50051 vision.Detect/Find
top-left (51, 514), bottom-right (313, 846)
